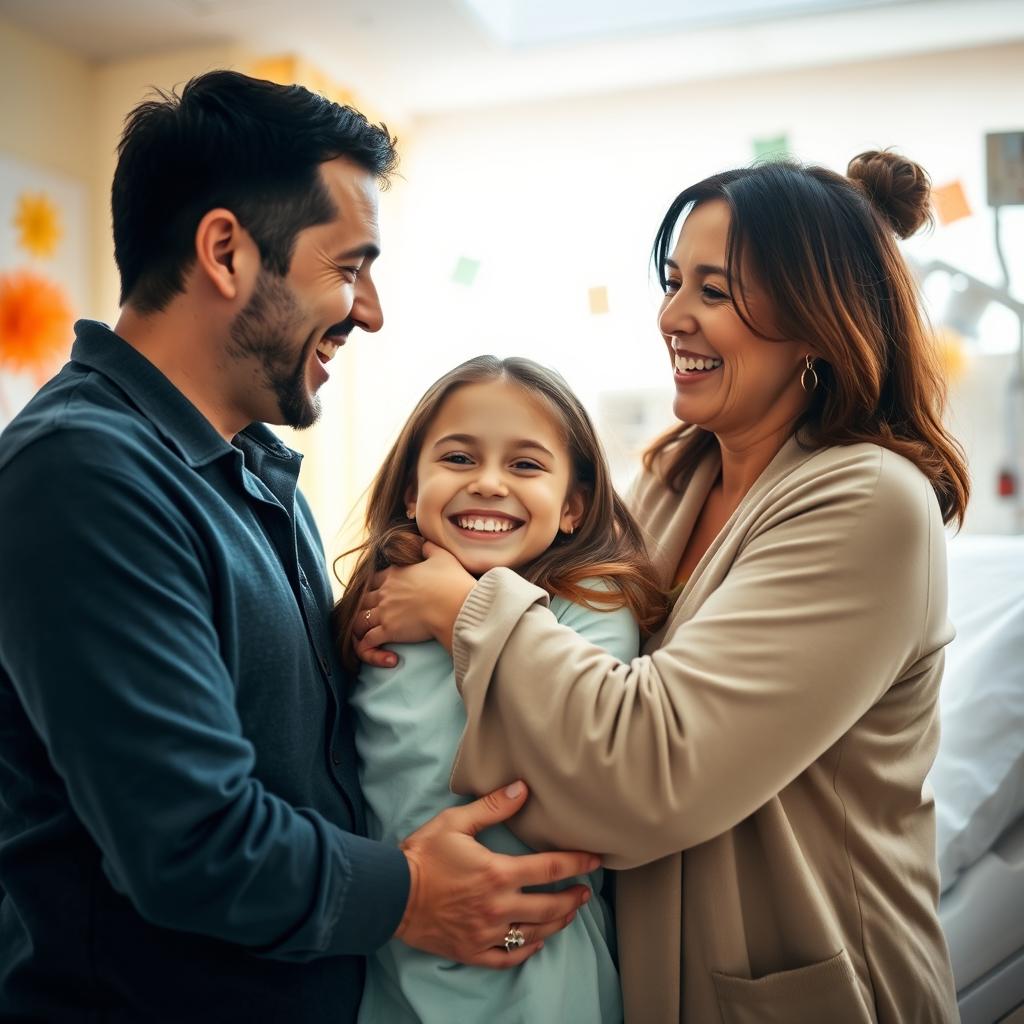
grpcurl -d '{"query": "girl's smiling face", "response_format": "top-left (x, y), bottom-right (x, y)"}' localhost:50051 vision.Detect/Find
top-left (408, 379), bottom-right (581, 576)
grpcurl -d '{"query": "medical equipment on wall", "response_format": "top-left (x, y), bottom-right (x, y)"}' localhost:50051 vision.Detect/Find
top-left (916, 131), bottom-right (1024, 533)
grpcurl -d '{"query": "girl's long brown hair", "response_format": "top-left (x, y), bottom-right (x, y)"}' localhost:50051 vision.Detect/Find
top-left (333, 356), bottom-right (666, 669)
top-left (645, 150), bottom-right (970, 527)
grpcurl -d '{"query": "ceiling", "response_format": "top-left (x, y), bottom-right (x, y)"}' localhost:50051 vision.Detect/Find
top-left (2, 0), bottom-right (1023, 118)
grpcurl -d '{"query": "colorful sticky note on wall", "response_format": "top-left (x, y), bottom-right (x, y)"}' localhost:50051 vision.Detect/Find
top-left (588, 286), bottom-right (609, 315)
top-left (753, 134), bottom-right (789, 161)
top-left (451, 256), bottom-right (481, 286)
top-left (934, 326), bottom-right (969, 382)
top-left (931, 180), bottom-right (972, 226)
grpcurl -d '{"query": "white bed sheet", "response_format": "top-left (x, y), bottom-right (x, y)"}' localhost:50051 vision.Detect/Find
top-left (940, 812), bottom-right (1024, 1022)
top-left (932, 534), bottom-right (1024, 894)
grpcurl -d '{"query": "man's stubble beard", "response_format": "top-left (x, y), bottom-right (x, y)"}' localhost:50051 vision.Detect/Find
top-left (228, 269), bottom-right (322, 430)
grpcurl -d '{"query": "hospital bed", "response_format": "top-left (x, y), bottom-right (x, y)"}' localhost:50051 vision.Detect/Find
top-left (933, 534), bottom-right (1024, 1023)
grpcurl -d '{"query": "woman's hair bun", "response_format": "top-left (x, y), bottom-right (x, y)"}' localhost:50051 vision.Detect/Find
top-left (847, 149), bottom-right (932, 239)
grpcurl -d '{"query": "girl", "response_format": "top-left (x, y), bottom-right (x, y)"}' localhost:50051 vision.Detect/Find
top-left (333, 355), bottom-right (664, 1024)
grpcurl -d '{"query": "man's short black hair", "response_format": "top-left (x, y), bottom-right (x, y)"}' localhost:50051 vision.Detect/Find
top-left (112, 69), bottom-right (398, 313)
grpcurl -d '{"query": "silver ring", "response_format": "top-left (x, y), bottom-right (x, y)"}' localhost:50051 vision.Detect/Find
top-left (503, 925), bottom-right (526, 952)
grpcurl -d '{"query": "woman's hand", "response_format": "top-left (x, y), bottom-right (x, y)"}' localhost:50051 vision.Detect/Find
top-left (354, 541), bottom-right (477, 667)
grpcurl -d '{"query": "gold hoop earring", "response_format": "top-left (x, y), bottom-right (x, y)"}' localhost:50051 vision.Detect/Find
top-left (800, 355), bottom-right (819, 393)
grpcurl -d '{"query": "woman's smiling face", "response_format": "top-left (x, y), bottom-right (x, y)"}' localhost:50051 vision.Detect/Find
top-left (408, 379), bottom-right (580, 577)
top-left (659, 199), bottom-right (809, 440)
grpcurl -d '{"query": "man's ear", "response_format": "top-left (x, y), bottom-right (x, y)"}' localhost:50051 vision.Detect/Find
top-left (193, 208), bottom-right (259, 302)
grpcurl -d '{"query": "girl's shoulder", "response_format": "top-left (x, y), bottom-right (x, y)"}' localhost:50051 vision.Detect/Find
top-left (547, 575), bottom-right (625, 618)
top-left (549, 582), bottom-right (640, 662)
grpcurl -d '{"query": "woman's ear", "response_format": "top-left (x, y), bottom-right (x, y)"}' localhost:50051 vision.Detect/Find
top-left (193, 208), bottom-right (259, 302)
top-left (560, 488), bottom-right (587, 534)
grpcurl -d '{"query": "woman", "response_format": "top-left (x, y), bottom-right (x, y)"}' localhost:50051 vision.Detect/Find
top-left (354, 151), bottom-right (968, 1022)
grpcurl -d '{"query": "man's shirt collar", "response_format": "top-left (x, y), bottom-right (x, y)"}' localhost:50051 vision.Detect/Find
top-left (70, 320), bottom-right (296, 469)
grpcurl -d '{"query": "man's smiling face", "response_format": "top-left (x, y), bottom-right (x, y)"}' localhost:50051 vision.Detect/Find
top-left (227, 156), bottom-right (383, 429)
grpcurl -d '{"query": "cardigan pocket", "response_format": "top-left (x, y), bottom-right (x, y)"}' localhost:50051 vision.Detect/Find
top-left (711, 949), bottom-right (873, 1024)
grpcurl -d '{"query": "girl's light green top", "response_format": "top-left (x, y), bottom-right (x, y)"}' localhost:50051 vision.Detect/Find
top-left (351, 590), bottom-right (637, 1024)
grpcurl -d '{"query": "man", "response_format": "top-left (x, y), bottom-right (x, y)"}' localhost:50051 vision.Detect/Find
top-left (0, 71), bottom-right (594, 1022)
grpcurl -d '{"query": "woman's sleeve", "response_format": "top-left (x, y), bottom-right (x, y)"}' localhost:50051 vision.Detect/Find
top-left (450, 449), bottom-right (947, 869)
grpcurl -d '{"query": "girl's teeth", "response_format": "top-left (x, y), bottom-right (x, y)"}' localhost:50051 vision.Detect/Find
top-left (457, 517), bottom-right (516, 533)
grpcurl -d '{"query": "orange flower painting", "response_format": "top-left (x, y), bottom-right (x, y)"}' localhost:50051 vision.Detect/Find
top-left (13, 192), bottom-right (63, 259)
top-left (0, 269), bottom-right (73, 375)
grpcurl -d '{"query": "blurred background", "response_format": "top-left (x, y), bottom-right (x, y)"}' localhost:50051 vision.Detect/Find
top-left (1, 0), bottom-right (1023, 560)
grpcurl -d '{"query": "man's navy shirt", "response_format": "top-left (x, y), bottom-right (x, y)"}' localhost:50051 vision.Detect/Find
top-left (0, 321), bottom-right (409, 1021)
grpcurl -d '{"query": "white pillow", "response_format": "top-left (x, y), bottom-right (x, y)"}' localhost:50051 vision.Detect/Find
top-left (929, 534), bottom-right (1024, 892)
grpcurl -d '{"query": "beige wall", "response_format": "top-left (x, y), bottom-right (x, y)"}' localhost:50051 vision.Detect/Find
top-left (0, 20), bottom-right (94, 177)
top-left (0, 18), bottom-right (97, 299)
top-left (0, 20), bottom-right (94, 174)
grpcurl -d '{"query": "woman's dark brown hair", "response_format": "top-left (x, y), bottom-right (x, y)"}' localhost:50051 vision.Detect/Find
top-left (333, 356), bottom-right (666, 668)
top-left (645, 149), bottom-right (970, 527)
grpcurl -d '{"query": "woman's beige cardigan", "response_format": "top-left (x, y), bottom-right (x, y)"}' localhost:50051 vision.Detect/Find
top-left (450, 436), bottom-right (959, 1023)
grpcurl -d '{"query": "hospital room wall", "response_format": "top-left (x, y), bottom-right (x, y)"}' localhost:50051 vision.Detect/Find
top-left (343, 41), bottom-right (1024, 551)
top-left (0, 20), bottom-right (98, 304)
top-left (2, 21), bottom-right (1022, 547)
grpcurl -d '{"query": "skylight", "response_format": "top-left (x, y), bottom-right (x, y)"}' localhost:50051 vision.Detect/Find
top-left (461, 0), bottom-right (920, 47)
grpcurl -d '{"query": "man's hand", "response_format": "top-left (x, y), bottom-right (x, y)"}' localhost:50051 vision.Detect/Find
top-left (395, 781), bottom-right (598, 968)
top-left (355, 541), bottom-right (476, 667)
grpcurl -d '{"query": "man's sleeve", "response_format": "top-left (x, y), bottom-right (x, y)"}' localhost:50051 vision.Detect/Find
top-left (0, 429), bottom-right (408, 959)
